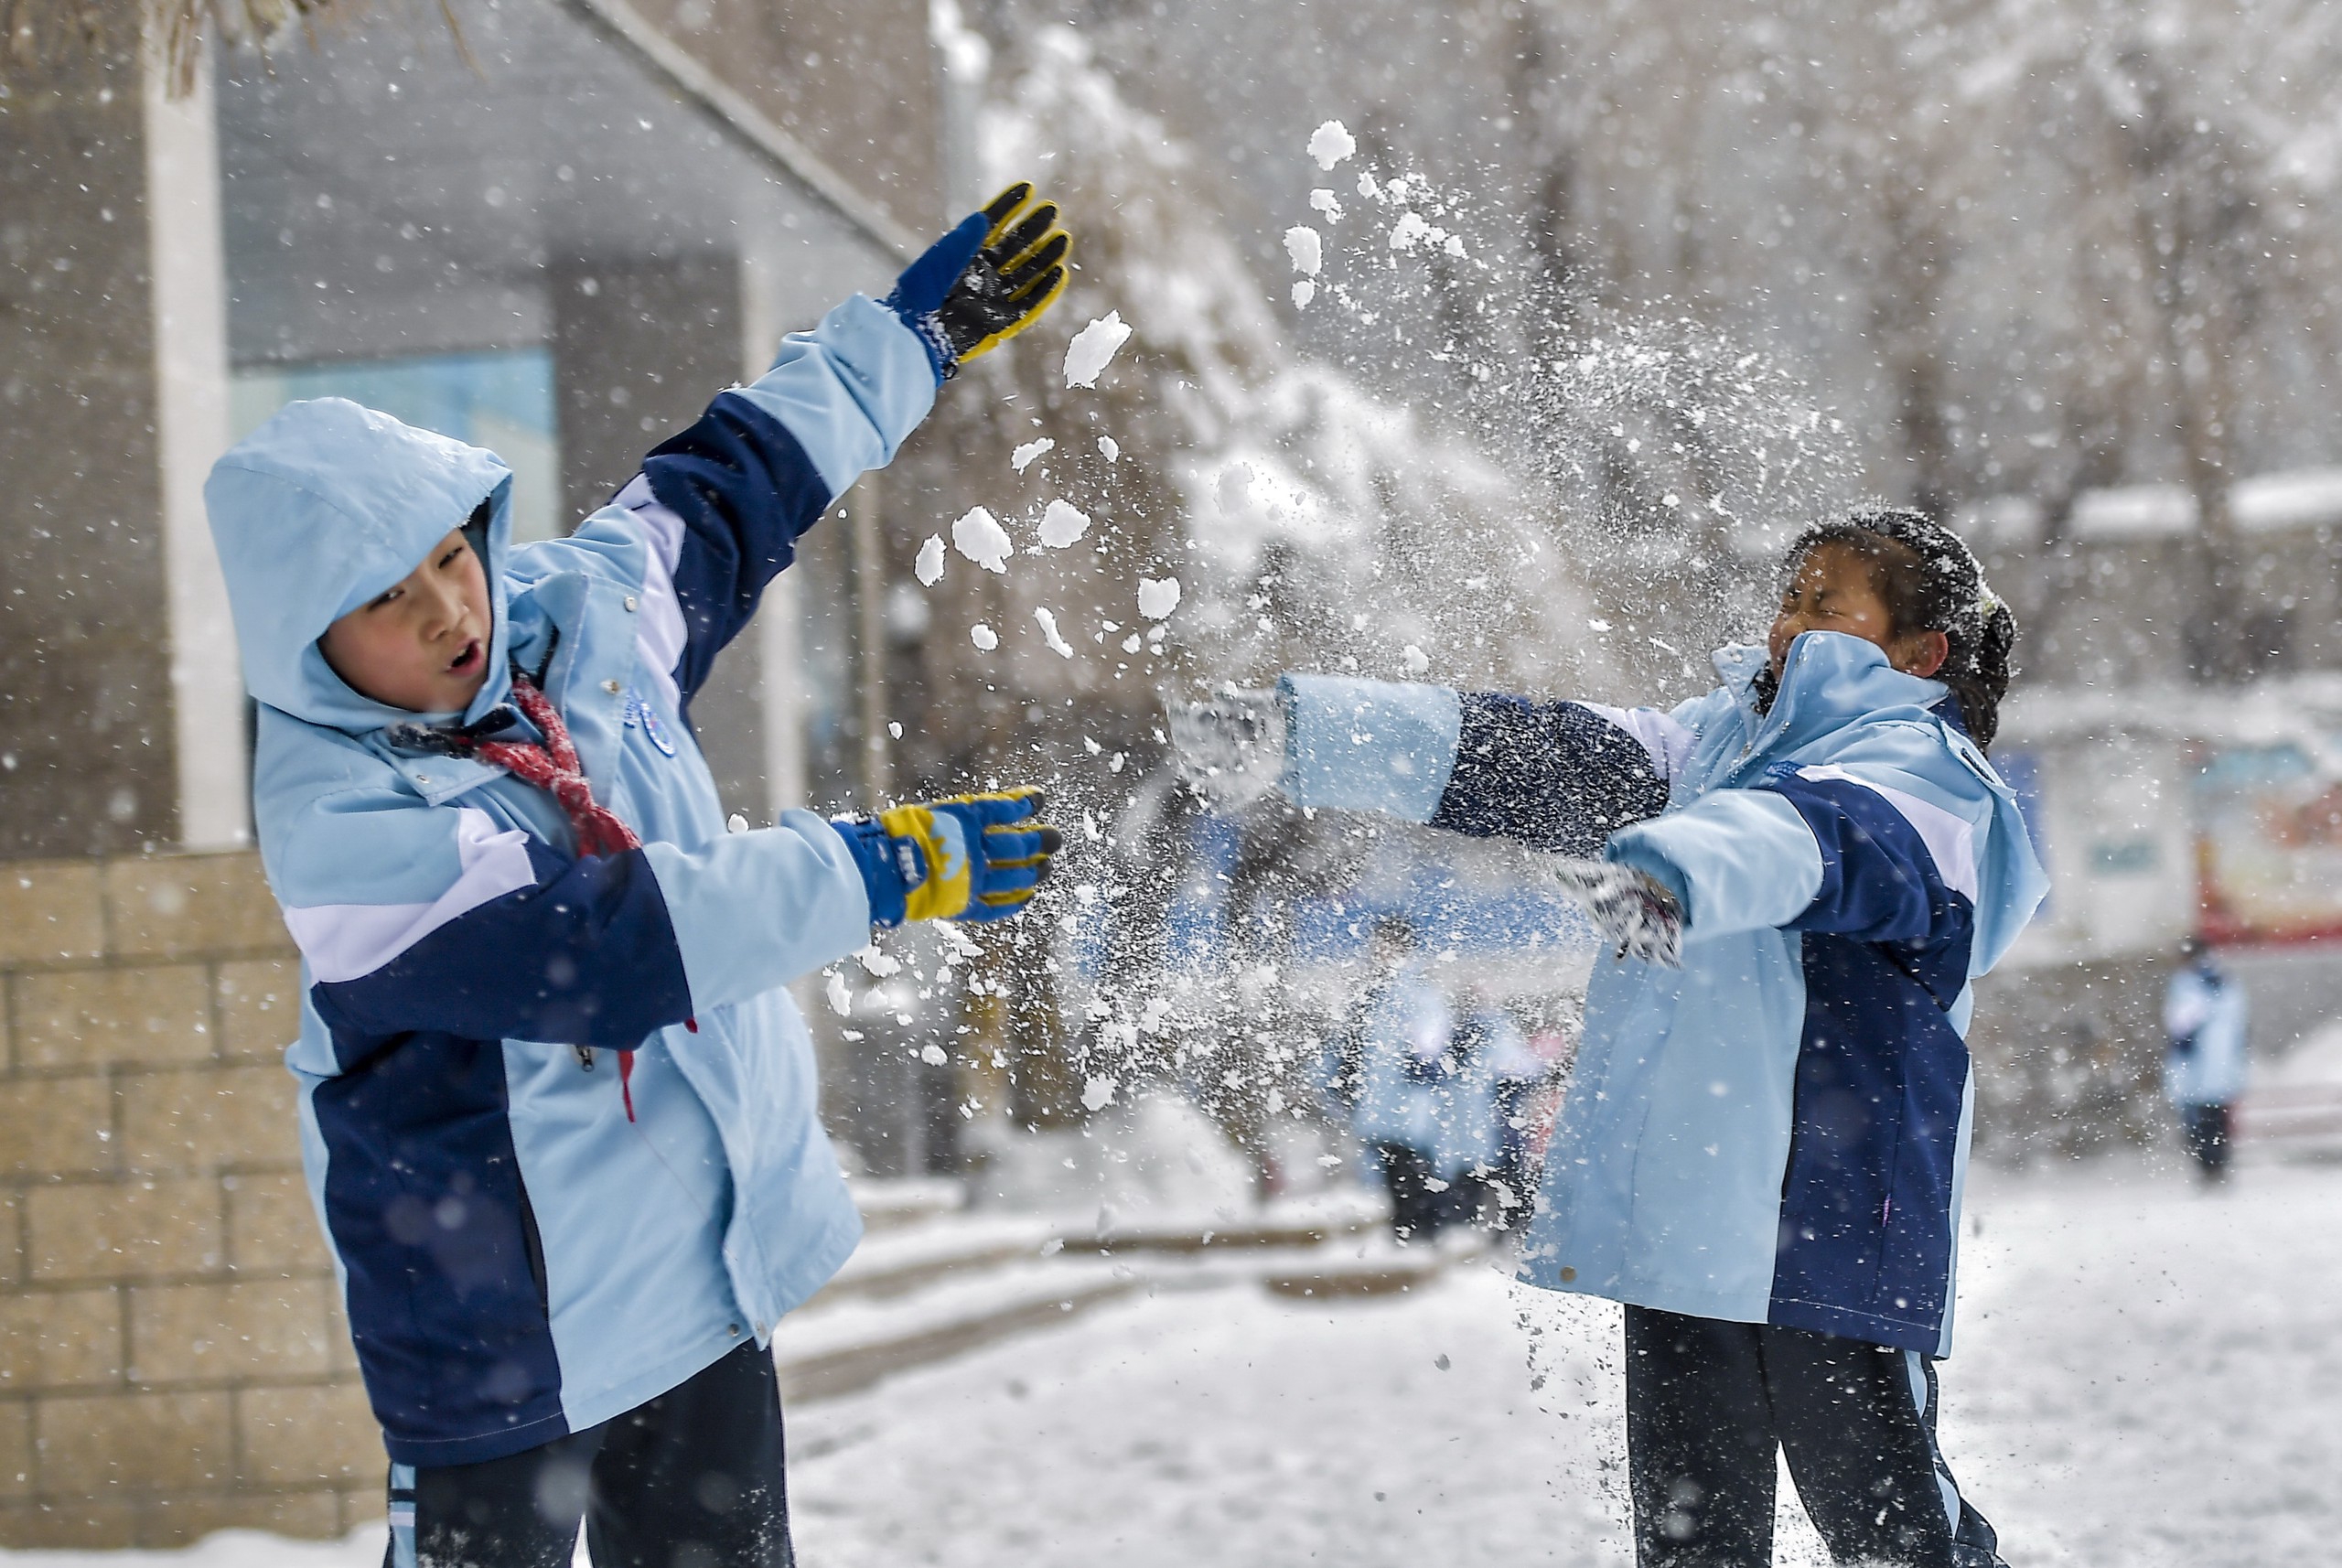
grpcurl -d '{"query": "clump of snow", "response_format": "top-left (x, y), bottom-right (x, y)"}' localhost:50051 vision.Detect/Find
top-left (1402, 644), bottom-right (1431, 675)
top-left (1309, 188), bottom-right (1342, 220)
top-left (1356, 169), bottom-right (1379, 199)
top-left (1307, 119), bottom-right (1356, 170)
top-left (1037, 499), bottom-right (1092, 549)
top-left (951, 507), bottom-right (1013, 572)
top-left (1136, 576), bottom-right (1181, 620)
top-left (1081, 1074), bottom-right (1119, 1111)
top-left (1011, 437), bottom-right (1055, 473)
top-left (1283, 226), bottom-right (1322, 276)
top-left (726, 812), bottom-right (748, 833)
top-left (823, 971), bottom-right (851, 1015)
top-left (1293, 280), bottom-right (1317, 309)
top-left (1388, 210), bottom-right (1432, 251)
top-left (1097, 435), bottom-right (1120, 462)
top-left (914, 535), bottom-right (945, 585)
top-left (1062, 310), bottom-right (1133, 388)
top-left (1033, 606), bottom-right (1075, 658)
top-left (969, 622), bottom-right (998, 650)
top-left (1215, 464), bottom-right (1252, 515)
top-left (854, 945), bottom-right (902, 977)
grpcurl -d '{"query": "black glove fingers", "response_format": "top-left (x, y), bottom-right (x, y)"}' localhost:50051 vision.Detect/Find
top-left (985, 204), bottom-right (1061, 273)
top-left (998, 231), bottom-right (1070, 295)
top-left (1003, 266), bottom-right (1067, 320)
top-left (981, 182), bottom-right (1035, 241)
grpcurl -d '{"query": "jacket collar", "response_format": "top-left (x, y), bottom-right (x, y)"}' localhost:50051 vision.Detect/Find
top-left (1716, 632), bottom-right (1953, 774)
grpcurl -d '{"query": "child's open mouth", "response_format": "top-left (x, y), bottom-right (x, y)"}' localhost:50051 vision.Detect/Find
top-left (447, 639), bottom-right (481, 675)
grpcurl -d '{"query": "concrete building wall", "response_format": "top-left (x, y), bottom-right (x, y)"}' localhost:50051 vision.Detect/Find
top-left (0, 32), bottom-right (179, 858)
top-left (0, 852), bottom-right (378, 1548)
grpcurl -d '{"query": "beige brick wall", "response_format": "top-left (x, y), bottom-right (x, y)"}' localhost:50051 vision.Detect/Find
top-left (0, 852), bottom-right (380, 1549)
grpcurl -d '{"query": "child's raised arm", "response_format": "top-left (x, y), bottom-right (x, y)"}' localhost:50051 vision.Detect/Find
top-left (564, 186), bottom-right (1069, 716)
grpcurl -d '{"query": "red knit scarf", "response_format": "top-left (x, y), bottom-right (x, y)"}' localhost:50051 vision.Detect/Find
top-left (475, 675), bottom-right (641, 858)
top-left (471, 673), bottom-right (683, 1121)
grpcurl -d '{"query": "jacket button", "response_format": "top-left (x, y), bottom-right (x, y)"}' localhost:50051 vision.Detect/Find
top-left (1558, 1266), bottom-right (1577, 1283)
top-left (726, 1322), bottom-right (740, 1336)
top-left (623, 595), bottom-right (639, 612)
top-left (414, 774), bottom-right (429, 785)
top-left (602, 680), bottom-right (621, 694)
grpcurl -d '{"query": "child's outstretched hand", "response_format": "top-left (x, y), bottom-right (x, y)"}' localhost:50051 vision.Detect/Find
top-left (833, 787), bottom-right (1062, 929)
top-left (1167, 685), bottom-right (1288, 806)
top-left (1551, 858), bottom-right (1684, 968)
top-left (885, 183), bottom-right (1071, 381)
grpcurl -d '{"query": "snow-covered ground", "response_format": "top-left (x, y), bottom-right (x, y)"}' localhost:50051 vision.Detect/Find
top-left (6, 1155), bottom-right (2336, 1567)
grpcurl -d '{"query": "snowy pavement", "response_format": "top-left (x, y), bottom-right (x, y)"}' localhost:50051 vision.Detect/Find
top-left (5, 1156), bottom-right (2336, 1566)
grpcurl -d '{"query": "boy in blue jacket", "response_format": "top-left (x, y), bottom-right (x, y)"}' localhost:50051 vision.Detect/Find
top-left (1177, 508), bottom-right (2046, 1567)
top-left (206, 185), bottom-right (1069, 1568)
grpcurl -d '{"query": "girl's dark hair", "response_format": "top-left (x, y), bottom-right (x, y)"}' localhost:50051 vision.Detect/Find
top-left (1780, 504), bottom-right (2017, 750)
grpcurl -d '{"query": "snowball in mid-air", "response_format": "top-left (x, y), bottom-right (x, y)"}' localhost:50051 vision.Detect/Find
top-left (1011, 437), bottom-right (1055, 473)
top-left (1388, 211), bottom-right (1431, 252)
top-left (1307, 119), bottom-right (1356, 170)
top-left (951, 506), bottom-right (1013, 573)
top-left (1097, 435), bottom-right (1121, 462)
top-left (1082, 1074), bottom-right (1119, 1111)
top-left (1063, 310), bottom-right (1133, 388)
top-left (1310, 188), bottom-right (1342, 220)
top-left (823, 971), bottom-right (852, 1015)
top-left (1037, 499), bottom-right (1091, 549)
top-left (1402, 644), bottom-right (1431, 675)
top-left (1293, 280), bottom-right (1317, 308)
top-left (1136, 576), bottom-right (1181, 620)
top-left (970, 622), bottom-right (998, 650)
top-left (1033, 606), bottom-right (1075, 658)
top-left (914, 534), bottom-right (945, 585)
top-left (1284, 225), bottom-right (1322, 276)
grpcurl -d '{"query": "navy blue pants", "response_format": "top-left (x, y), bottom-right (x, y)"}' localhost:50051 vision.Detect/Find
top-left (385, 1340), bottom-right (793, 1568)
top-left (1625, 1306), bottom-right (2002, 1567)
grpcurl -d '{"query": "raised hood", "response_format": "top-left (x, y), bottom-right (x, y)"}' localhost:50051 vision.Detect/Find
top-left (204, 397), bottom-right (515, 735)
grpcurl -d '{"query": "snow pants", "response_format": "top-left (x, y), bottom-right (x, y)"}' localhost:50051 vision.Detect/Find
top-left (1372, 1141), bottom-right (1448, 1240)
top-left (385, 1340), bottom-right (793, 1568)
top-left (2178, 1101), bottom-right (2234, 1178)
top-left (1623, 1306), bottom-right (2002, 1568)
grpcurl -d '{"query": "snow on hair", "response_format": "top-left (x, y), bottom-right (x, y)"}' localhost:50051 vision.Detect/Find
top-left (1782, 505), bottom-right (2017, 751)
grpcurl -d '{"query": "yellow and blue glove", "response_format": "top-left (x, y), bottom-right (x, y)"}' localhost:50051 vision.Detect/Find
top-left (833, 787), bottom-right (1062, 928)
top-left (884, 183), bottom-right (1071, 381)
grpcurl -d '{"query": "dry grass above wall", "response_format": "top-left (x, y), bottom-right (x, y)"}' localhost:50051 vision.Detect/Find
top-left (2, 0), bottom-right (466, 94)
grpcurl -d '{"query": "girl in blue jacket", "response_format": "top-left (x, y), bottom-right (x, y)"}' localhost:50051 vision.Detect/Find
top-left (206, 187), bottom-right (1069, 1568)
top-left (1177, 508), bottom-right (2046, 1568)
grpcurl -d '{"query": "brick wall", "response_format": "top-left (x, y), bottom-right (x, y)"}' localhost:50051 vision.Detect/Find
top-left (0, 852), bottom-right (380, 1548)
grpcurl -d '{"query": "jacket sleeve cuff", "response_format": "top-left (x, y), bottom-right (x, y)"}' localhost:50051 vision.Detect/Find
top-left (640, 809), bottom-right (873, 1010)
top-left (1605, 790), bottom-right (1822, 940)
top-left (728, 295), bottom-right (940, 498)
top-left (1277, 673), bottom-right (1462, 822)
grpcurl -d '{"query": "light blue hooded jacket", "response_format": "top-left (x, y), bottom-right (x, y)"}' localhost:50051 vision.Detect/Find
top-left (2164, 959), bottom-right (2249, 1106)
top-left (1273, 632), bottom-right (2047, 1356)
top-left (206, 295), bottom-right (935, 1466)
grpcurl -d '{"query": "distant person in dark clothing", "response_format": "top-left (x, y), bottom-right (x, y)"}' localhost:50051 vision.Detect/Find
top-left (2165, 935), bottom-right (2250, 1181)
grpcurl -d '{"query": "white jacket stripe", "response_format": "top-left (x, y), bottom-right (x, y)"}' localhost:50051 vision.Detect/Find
top-left (611, 474), bottom-right (688, 714)
top-left (1794, 764), bottom-right (1979, 902)
top-left (283, 807), bottom-right (537, 983)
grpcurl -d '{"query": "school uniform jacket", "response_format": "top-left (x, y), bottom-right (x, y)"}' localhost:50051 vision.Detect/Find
top-left (203, 295), bottom-right (935, 1466)
top-left (1274, 632), bottom-right (2047, 1355)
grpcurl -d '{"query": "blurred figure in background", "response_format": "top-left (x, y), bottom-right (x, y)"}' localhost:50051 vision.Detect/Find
top-left (1328, 916), bottom-right (1456, 1241)
top-left (2165, 935), bottom-right (2250, 1182)
top-left (1477, 997), bottom-right (1553, 1227)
